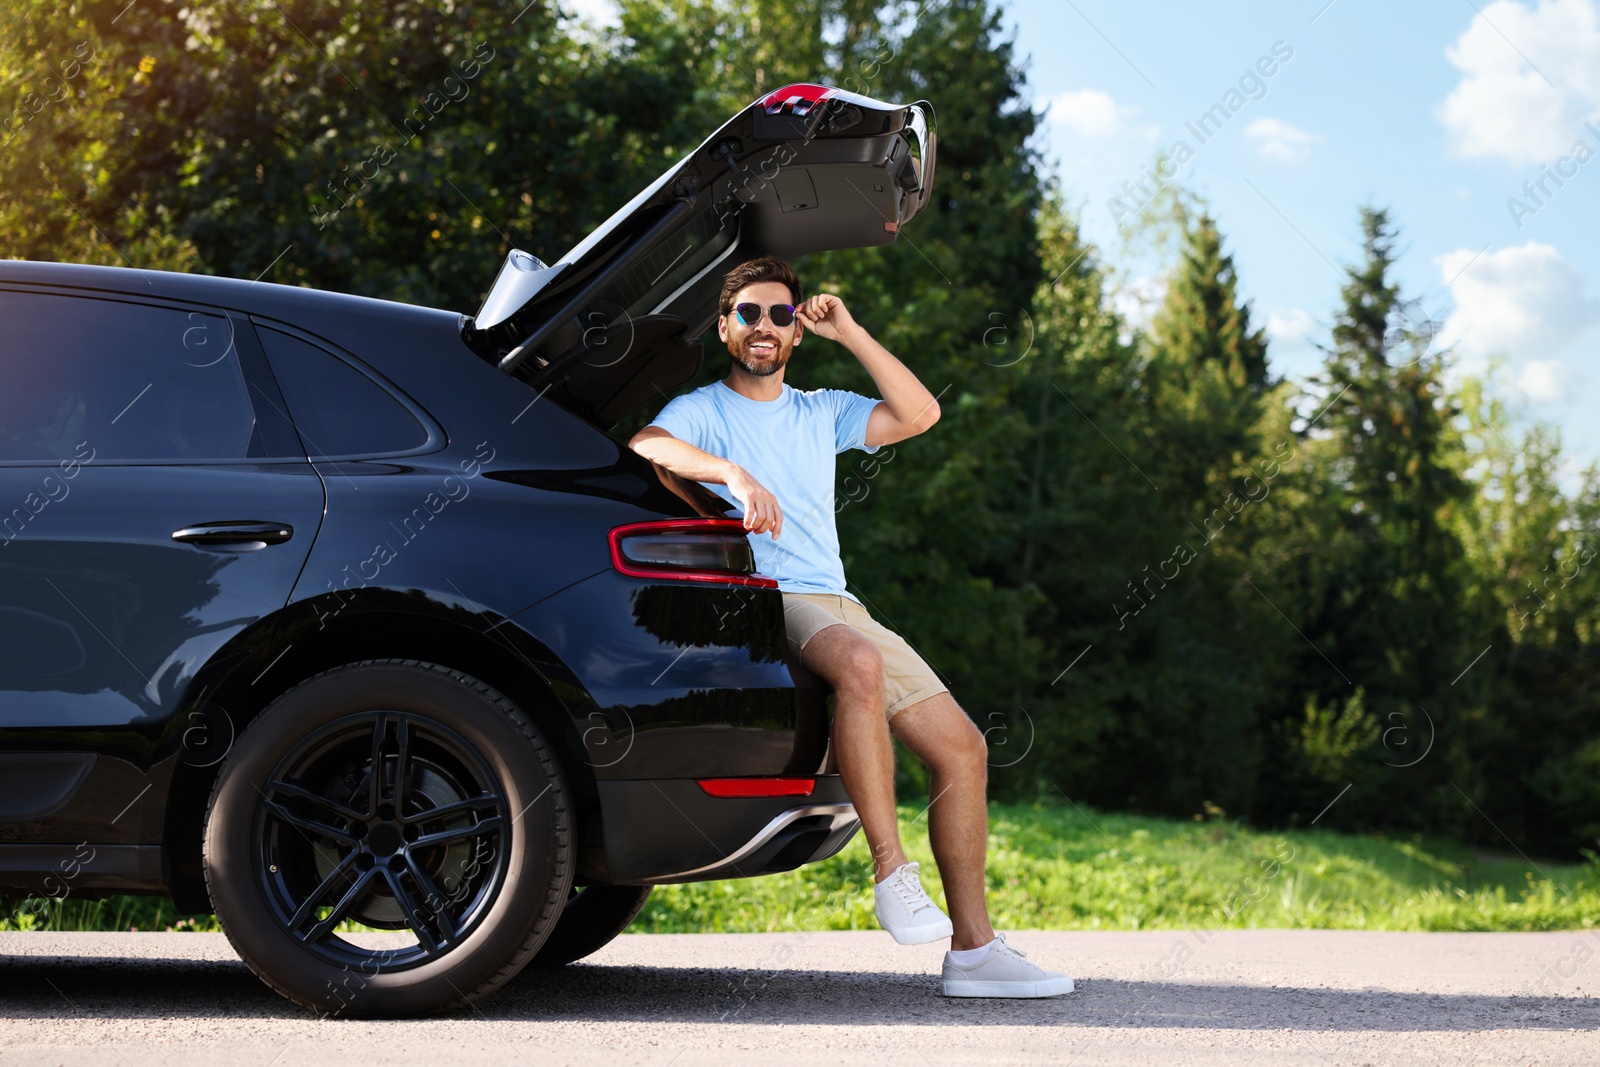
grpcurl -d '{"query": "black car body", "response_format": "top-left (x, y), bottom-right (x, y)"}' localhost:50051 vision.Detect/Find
top-left (0, 83), bottom-right (937, 1014)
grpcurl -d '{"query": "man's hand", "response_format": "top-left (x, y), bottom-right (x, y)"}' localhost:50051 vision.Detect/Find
top-left (795, 293), bottom-right (859, 343)
top-left (726, 464), bottom-right (783, 539)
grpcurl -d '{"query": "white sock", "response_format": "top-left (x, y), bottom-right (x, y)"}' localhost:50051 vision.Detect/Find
top-left (946, 937), bottom-right (1000, 966)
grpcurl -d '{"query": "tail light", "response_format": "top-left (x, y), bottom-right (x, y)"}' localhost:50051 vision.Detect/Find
top-left (608, 518), bottom-right (778, 588)
top-left (697, 777), bottom-right (816, 798)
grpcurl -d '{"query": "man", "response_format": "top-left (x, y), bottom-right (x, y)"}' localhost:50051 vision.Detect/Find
top-left (629, 256), bottom-right (1073, 998)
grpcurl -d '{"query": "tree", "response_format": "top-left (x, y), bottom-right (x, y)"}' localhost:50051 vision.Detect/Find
top-left (1013, 196), bottom-right (1294, 817)
top-left (1, 0), bottom-right (674, 310)
top-left (1143, 208), bottom-right (1271, 493)
top-left (1279, 206), bottom-right (1475, 832)
top-left (0, 0), bottom-right (202, 271)
top-left (1453, 375), bottom-right (1600, 853)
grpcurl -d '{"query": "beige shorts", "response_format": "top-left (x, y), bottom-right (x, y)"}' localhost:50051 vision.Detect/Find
top-left (782, 591), bottom-right (949, 721)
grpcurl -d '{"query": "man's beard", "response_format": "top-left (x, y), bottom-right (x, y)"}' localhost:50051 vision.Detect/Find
top-left (731, 333), bottom-right (791, 377)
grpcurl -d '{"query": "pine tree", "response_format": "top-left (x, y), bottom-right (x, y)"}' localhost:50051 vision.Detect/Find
top-left (1143, 207), bottom-right (1272, 521)
top-left (1287, 206), bottom-right (1474, 832)
top-left (1097, 205), bottom-right (1280, 815)
top-left (1148, 210), bottom-right (1269, 393)
top-left (1005, 194), bottom-right (1291, 817)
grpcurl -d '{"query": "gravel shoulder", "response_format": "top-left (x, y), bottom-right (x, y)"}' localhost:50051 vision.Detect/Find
top-left (2, 929), bottom-right (1598, 1066)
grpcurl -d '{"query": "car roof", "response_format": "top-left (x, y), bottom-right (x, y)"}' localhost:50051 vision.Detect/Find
top-left (0, 259), bottom-right (466, 357)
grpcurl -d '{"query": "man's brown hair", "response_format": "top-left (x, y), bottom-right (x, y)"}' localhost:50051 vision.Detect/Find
top-left (718, 256), bottom-right (803, 316)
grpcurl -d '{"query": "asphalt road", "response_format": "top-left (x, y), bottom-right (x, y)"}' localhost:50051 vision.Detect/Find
top-left (2, 929), bottom-right (1598, 1066)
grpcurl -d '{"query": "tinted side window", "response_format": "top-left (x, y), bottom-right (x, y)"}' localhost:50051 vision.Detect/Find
top-left (257, 328), bottom-right (429, 458)
top-left (0, 291), bottom-right (256, 463)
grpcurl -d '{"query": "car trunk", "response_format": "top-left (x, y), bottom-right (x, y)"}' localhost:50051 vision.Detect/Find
top-left (462, 83), bottom-right (937, 431)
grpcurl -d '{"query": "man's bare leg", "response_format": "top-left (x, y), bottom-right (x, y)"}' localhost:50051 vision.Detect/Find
top-left (888, 692), bottom-right (997, 951)
top-left (799, 623), bottom-right (910, 882)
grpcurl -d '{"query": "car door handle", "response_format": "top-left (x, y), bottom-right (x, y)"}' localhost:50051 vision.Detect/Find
top-left (172, 521), bottom-right (295, 551)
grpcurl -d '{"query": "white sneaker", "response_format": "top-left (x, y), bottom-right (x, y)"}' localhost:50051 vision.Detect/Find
top-left (873, 861), bottom-right (954, 945)
top-left (941, 933), bottom-right (1076, 997)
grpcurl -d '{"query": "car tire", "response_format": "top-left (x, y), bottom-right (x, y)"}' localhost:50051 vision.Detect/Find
top-left (526, 884), bottom-right (654, 967)
top-left (203, 659), bottom-right (571, 1016)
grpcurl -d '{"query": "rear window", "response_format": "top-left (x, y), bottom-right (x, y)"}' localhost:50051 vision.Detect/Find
top-left (257, 328), bottom-right (429, 458)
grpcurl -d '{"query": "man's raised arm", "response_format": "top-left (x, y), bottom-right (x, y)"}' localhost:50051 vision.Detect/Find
top-left (628, 426), bottom-right (784, 538)
top-left (794, 293), bottom-right (941, 447)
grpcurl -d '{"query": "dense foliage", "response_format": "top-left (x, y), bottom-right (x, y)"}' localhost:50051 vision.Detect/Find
top-left (4, 0), bottom-right (1597, 858)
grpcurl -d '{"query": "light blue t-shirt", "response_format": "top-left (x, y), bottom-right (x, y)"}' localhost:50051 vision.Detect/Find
top-left (647, 380), bottom-right (881, 600)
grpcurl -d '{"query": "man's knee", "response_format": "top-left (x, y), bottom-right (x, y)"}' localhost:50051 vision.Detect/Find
top-left (956, 714), bottom-right (989, 773)
top-left (833, 637), bottom-right (884, 697)
top-left (923, 702), bottom-right (989, 775)
top-left (964, 716), bottom-right (990, 767)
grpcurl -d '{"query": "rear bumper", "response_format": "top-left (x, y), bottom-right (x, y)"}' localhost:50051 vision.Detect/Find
top-left (584, 775), bottom-right (860, 885)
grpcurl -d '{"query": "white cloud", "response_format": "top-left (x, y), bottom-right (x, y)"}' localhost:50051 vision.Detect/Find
top-left (1437, 241), bottom-right (1600, 403)
top-left (1267, 308), bottom-right (1317, 346)
top-left (1437, 242), bottom-right (1599, 356)
top-left (1519, 358), bottom-right (1581, 401)
top-left (1437, 0), bottom-right (1600, 166)
top-left (1245, 118), bottom-right (1319, 162)
top-left (1044, 90), bottom-right (1157, 141)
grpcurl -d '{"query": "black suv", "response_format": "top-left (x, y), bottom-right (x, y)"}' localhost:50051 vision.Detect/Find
top-left (0, 83), bottom-right (936, 1015)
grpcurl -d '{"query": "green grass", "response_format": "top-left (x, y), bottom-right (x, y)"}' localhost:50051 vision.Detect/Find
top-left (633, 802), bottom-right (1600, 934)
top-left (1, 895), bottom-right (215, 933)
top-left (6, 802), bottom-right (1598, 933)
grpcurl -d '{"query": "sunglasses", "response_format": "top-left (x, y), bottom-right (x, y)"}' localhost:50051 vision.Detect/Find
top-left (730, 302), bottom-right (797, 328)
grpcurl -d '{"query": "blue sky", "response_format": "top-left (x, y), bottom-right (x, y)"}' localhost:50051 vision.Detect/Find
top-left (1004, 0), bottom-right (1600, 486)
